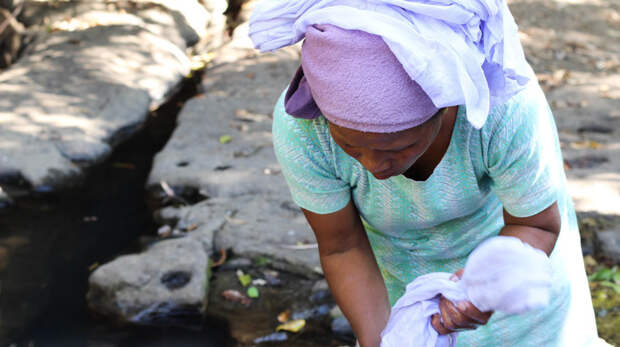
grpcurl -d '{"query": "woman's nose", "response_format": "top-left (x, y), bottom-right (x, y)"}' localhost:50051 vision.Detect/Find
top-left (359, 150), bottom-right (391, 175)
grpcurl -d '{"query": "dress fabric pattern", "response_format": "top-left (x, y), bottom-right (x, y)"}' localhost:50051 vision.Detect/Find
top-left (272, 81), bottom-right (601, 346)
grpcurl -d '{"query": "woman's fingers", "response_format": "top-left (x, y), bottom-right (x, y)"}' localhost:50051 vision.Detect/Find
top-left (431, 313), bottom-right (453, 335)
top-left (455, 300), bottom-right (493, 325)
top-left (439, 296), bottom-right (478, 331)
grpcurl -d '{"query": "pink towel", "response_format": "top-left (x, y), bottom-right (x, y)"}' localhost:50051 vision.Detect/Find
top-left (286, 24), bottom-right (439, 133)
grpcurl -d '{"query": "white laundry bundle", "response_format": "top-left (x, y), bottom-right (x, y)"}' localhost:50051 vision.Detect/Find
top-left (380, 236), bottom-right (553, 347)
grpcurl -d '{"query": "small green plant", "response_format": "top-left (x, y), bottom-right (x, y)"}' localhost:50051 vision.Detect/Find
top-left (589, 266), bottom-right (620, 294)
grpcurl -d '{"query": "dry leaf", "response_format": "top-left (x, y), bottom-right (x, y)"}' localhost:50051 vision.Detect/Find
top-left (276, 319), bottom-right (306, 333)
top-left (277, 309), bottom-right (291, 323)
top-left (211, 248), bottom-right (227, 267)
top-left (221, 289), bottom-right (251, 306)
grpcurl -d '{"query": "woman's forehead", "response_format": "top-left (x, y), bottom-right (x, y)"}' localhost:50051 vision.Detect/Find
top-left (328, 121), bottom-right (423, 149)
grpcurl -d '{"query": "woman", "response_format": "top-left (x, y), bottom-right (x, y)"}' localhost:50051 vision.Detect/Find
top-left (250, 1), bottom-right (603, 346)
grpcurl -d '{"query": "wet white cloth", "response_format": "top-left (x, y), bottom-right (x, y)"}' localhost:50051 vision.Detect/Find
top-left (249, 0), bottom-right (535, 129)
top-left (380, 236), bottom-right (552, 347)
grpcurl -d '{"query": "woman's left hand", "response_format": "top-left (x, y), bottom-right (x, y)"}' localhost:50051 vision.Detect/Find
top-left (430, 269), bottom-right (493, 335)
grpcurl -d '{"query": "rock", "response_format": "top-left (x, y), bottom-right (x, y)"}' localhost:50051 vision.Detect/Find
top-left (0, 0), bottom-right (230, 194)
top-left (21, 0), bottom-right (217, 47)
top-left (156, 197), bottom-right (320, 276)
top-left (145, 18), bottom-right (317, 273)
top-left (0, 23), bottom-right (185, 191)
top-left (331, 316), bottom-right (355, 341)
top-left (55, 138), bottom-right (113, 166)
top-left (147, 19), bottom-right (300, 199)
top-left (87, 237), bottom-right (208, 327)
top-left (87, 204), bottom-right (225, 326)
top-left (0, 186), bottom-right (12, 209)
top-left (214, 195), bottom-right (320, 275)
top-left (596, 227), bottom-right (620, 263)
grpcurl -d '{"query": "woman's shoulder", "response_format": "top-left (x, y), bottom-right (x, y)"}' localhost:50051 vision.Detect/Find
top-left (272, 88), bottom-right (334, 160)
top-left (478, 81), bottom-right (552, 140)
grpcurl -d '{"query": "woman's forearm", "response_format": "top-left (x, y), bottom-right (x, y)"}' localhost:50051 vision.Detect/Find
top-left (499, 224), bottom-right (558, 256)
top-left (500, 203), bottom-right (561, 256)
top-left (320, 238), bottom-right (390, 347)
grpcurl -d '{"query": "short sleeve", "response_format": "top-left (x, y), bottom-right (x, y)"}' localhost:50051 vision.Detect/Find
top-left (485, 83), bottom-right (564, 218)
top-left (272, 90), bottom-right (351, 214)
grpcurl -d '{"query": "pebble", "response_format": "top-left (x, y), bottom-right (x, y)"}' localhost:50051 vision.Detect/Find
top-left (596, 228), bottom-right (620, 263)
top-left (253, 332), bottom-right (288, 343)
top-left (220, 258), bottom-right (252, 270)
top-left (157, 225), bottom-right (172, 238)
top-left (331, 316), bottom-right (355, 340)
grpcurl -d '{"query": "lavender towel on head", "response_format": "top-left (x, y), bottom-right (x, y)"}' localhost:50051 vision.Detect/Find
top-left (297, 24), bottom-right (439, 133)
top-left (249, 0), bottom-right (535, 129)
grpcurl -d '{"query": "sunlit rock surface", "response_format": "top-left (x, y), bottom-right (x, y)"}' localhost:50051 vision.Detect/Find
top-left (0, 1), bottom-right (225, 193)
top-left (145, 17), bottom-right (320, 275)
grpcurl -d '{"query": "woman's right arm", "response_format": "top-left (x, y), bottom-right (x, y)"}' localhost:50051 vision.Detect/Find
top-left (302, 200), bottom-right (390, 347)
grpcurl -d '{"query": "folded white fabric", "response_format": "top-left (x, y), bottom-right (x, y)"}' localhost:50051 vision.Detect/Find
top-left (249, 0), bottom-right (535, 129)
top-left (380, 236), bottom-right (552, 347)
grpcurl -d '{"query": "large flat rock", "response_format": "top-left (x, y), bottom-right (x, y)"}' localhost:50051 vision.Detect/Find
top-left (147, 42), bottom-right (299, 198)
top-left (0, 2), bottom-right (228, 193)
top-left (146, 22), bottom-right (320, 273)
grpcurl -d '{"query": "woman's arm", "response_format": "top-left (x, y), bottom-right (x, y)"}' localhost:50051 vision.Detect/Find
top-left (500, 201), bottom-right (561, 256)
top-left (302, 200), bottom-right (390, 347)
top-left (432, 201), bottom-right (561, 334)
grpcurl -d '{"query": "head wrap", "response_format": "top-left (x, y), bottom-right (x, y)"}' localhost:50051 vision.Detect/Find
top-left (288, 24), bottom-right (439, 133)
top-left (249, 0), bottom-right (534, 129)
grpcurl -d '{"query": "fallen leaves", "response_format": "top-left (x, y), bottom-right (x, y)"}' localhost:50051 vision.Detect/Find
top-left (211, 248), bottom-right (227, 268)
top-left (219, 134), bottom-right (232, 144)
top-left (247, 286), bottom-right (259, 298)
top-left (569, 140), bottom-right (602, 150)
top-left (221, 289), bottom-right (251, 306)
top-left (276, 319), bottom-right (306, 333)
top-left (564, 155), bottom-right (608, 169)
top-left (237, 269), bottom-right (252, 287)
top-left (277, 309), bottom-right (291, 323)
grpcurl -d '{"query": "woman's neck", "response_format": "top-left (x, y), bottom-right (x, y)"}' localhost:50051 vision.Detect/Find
top-left (404, 106), bottom-right (458, 181)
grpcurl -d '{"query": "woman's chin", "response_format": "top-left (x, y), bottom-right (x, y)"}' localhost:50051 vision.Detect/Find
top-left (373, 171), bottom-right (398, 180)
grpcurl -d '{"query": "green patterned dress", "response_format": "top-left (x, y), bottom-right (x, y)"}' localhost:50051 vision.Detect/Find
top-left (272, 81), bottom-right (602, 346)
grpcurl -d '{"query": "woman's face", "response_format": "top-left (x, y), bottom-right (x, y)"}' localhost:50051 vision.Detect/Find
top-left (328, 110), bottom-right (444, 180)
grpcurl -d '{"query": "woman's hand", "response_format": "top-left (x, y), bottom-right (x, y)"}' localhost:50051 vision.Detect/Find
top-left (430, 269), bottom-right (493, 335)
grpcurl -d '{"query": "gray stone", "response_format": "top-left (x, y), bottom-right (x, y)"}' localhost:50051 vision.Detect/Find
top-left (55, 138), bottom-right (112, 166)
top-left (87, 204), bottom-right (225, 325)
top-left (146, 16), bottom-right (320, 276)
top-left (331, 316), bottom-right (355, 340)
top-left (21, 0), bottom-right (216, 47)
top-left (0, 0), bottom-right (231, 193)
top-left (0, 23), bottom-right (187, 190)
top-left (147, 23), bottom-right (300, 199)
top-left (0, 186), bottom-right (12, 208)
top-left (312, 279), bottom-right (329, 292)
top-left (155, 197), bottom-right (320, 275)
top-left (596, 228), bottom-right (620, 263)
top-left (213, 195), bottom-right (321, 275)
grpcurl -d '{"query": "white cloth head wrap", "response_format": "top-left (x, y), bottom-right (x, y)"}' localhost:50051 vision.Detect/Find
top-left (249, 0), bottom-right (535, 129)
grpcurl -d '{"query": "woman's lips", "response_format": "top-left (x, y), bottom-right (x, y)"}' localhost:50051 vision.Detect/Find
top-left (373, 170), bottom-right (394, 180)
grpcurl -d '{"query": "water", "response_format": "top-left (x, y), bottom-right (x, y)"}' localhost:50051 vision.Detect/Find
top-left (0, 74), bottom-right (234, 346)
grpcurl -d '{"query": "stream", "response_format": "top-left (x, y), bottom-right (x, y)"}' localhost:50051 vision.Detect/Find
top-left (0, 74), bottom-right (236, 346)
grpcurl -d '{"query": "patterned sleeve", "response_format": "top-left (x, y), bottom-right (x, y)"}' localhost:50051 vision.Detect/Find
top-left (485, 83), bottom-right (564, 218)
top-left (272, 90), bottom-right (351, 214)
